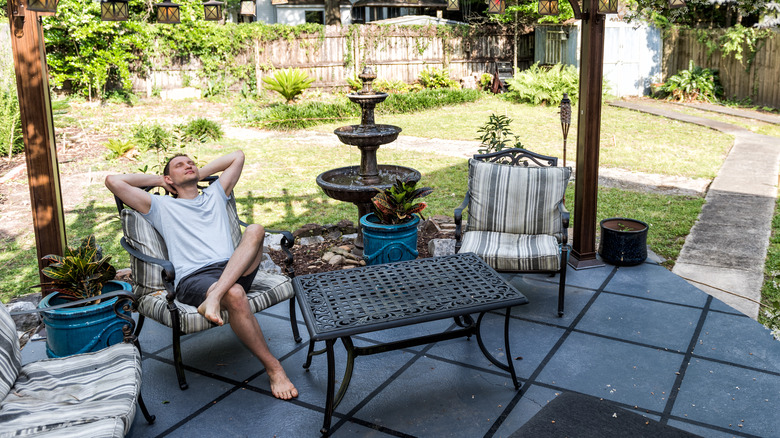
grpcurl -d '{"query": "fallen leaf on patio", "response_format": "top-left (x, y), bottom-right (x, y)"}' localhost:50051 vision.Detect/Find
top-left (515, 356), bottom-right (523, 360)
top-left (162, 401), bottom-right (170, 404)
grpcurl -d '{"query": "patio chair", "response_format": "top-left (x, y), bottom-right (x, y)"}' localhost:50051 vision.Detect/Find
top-left (114, 176), bottom-right (302, 390)
top-left (1, 291), bottom-right (155, 437)
top-left (454, 148), bottom-right (571, 316)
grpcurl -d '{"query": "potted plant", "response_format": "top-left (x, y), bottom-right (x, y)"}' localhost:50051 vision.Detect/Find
top-left (598, 218), bottom-right (649, 266)
top-left (36, 235), bottom-right (132, 358)
top-left (360, 176), bottom-right (433, 265)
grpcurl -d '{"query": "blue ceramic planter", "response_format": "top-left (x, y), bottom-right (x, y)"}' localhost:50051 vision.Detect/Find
top-left (360, 213), bottom-right (420, 265)
top-left (39, 280), bottom-right (132, 358)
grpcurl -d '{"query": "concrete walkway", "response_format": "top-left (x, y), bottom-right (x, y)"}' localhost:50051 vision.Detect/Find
top-left (611, 100), bottom-right (780, 318)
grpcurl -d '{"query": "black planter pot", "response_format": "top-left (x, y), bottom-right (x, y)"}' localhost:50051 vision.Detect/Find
top-left (598, 218), bottom-right (648, 266)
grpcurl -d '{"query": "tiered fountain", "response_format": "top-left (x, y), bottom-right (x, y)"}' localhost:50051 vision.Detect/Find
top-left (316, 67), bottom-right (420, 249)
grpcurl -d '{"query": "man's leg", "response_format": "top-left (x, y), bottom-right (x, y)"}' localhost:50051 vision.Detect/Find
top-left (198, 224), bottom-right (265, 325)
top-left (221, 283), bottom-right (298, 400)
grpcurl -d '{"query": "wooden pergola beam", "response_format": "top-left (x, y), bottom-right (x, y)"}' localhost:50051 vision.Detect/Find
top-left (7, 2), bottom-right (67, 286)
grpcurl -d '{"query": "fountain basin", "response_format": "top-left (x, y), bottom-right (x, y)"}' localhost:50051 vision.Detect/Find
top-left (316, 165), bottom-right (420, 204)
top-left (334, 124), bottom-right (401, 147)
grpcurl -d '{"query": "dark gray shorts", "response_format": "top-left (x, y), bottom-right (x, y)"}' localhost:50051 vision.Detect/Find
top-left (176, 260), bottom-right (259, 307)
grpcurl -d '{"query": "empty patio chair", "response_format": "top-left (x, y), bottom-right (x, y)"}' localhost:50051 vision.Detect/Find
top-left (1, 291), bottom-right (155, 437)
top-left (455, 148), bottom-right (571, 316)
top-left (114, 176), bottom-right (301, 390)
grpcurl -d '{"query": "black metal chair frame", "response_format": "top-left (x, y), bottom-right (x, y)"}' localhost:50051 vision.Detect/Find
top-left (11, 290), bottom-right (156, 425)
top-left (454, 148), bottom-right (570, 317)
top-left (113, 176), bottom-right (302, 390)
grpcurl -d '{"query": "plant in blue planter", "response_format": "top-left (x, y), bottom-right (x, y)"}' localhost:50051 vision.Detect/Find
top-left (36, 235), bottom-right (132, 358)
top-left (361, 176), bottom-right (433, 265)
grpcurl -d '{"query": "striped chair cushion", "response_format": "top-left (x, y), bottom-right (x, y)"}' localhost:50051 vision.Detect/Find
top-left (467, 159), bottom-right (571, 241)
top-left (0, 342), bottom-right (139, 437)
top-left (0, 305), bottom-right (21, 402)
top-left (137, 270), bottom-right (295, 334)
top-left (26, 418), bottom-right (126, 438)
top-left (460, 231), bottom-right (561, 272)
top-left (121, 208), bottom-right (169, 297)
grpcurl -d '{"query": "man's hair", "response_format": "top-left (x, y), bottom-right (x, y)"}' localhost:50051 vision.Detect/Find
top-left (163, 154), bottom-right (191, 176)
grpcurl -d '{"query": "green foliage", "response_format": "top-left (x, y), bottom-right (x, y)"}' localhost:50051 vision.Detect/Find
top-left (478, 73), bottom-right (493, 92)
top-left (504, 63), bottom-right (578, 106)
top-left (371, 175), bottom-right (434, 225)
top-left (658, 60), bottom-right (723, 102)
top-left (133, 123), bottom-right (176, 153)
top-left (373, 79), bottom-right (421, 94)
top-left (0, 29), bottom-right (22, 158)
top-left (38, 235), bottom-right (117, 301)
top-left (493, 1), bottom-right (575, 25)
top-left (379, 88), bottom-right (479, 113)
top-left (476, 114), bottom-right (524, 154)
top-left (177, 118), bottom-right (223, 143)
top-left (104, 139), bottom-right (135, 160)
top-left (346, 74), bottom-right (362, 92)
top-left (418, 68), bottom-right (460, 90)
top-left (263, 68), bottom-right (315, 103)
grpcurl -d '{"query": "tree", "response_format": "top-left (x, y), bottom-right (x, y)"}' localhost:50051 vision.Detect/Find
top-left (325, 0), bottom-right (341, 25)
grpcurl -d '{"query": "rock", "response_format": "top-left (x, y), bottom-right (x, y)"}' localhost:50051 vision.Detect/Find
top-left (298, 235), bottom-right (325, 246)
top-left (336, 219), bottom-right (357, 234)
top-left (115, 268), bottom-right (132, 282)
top-left (429, 238), bottom-right (456, 257)
top-left (331, 247), bottom-right (360, 260)
top-left (329, 255), bottom-right (345, 266)
top-left (293, 223), bottom-right (326, 238)
top-left (7, 301), bottom-right (41, 332)
top-left (342, 265), bottom-right (355, 269)
top-left (264, 233), bottom-right (284, 251)
top-left (260, 253), bottom-right (281, 273)
top-left (338, 245), bottom-right (352, 251)
top-left (326, 230), bottom-right (342, 240)
top-left (341, 233), bottom-right (358, 242)
top-left (359, 260), bottom-right (366, 266)
top-left (344, 259), bottom-right (361, 265)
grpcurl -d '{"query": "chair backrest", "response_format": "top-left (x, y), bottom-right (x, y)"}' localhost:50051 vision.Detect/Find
top-left (0, 304), bottom-right (22, 401)
top-left (115, 177), bottom-right (243, 297)
top-left (467, 149), bottom-right (571, 240)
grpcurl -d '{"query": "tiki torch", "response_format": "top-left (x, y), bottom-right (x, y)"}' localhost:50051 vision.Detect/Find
top-left (559, 93), bottom-right (571, 167)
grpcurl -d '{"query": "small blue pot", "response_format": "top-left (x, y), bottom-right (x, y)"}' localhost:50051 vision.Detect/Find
top-left (39, 280), bottom-right (132, 358)
top-left (360, 213), bottom-right (420, 265)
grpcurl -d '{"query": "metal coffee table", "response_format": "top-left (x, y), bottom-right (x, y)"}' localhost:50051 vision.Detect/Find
top-left (293, 252), bottom-right (529, 436)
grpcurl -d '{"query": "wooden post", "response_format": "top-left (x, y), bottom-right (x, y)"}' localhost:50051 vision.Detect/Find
top-left (7, 2), bottom-right (67, 285)
top-left (569, 0), bottom-right (605, 269)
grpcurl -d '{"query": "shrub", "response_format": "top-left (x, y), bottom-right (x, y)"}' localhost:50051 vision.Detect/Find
top-left (373, 79), bottom-right (413, 94)
top-left (263, 68), bottom-right (315, 103)
top-left (178, 118), bottom-right (223, 143)
top-left (476, 114), bottom-right (524, 154)
top-left (658, 60), bottom-right (723, 103)
top-left (346, 74), bottom-right (362, 92)
top-left (478, 73), bottom-right (493, 92)
top-left (104, 139), bottom-right (135, 160)
top-left (418, 67), bottom-right (460, 89)
top-left (504, 63), bottom-right (579, 106)
top-left (132, 123), bottom-right (176, 153)
top-left (0, 90), bottom-right (23, 159)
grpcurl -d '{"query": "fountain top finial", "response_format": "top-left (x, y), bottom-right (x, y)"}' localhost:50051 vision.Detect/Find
top-left (357, 66), bottom-right (377, 95)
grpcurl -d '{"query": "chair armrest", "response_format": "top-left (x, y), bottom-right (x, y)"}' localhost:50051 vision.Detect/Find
top-left (558, 202), bottom-right (570, 245)
top-left (266, 229), bottom-right (296, 278)
top-left (11, 291), bottom-right (140, 344)
top-left (120, 237), bottom-right (176, 300)
top-left (454, 192), bottom-right (470, 250)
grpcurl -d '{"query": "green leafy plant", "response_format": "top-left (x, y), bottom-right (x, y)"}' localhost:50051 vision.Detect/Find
top-left (373, 78), bottom-right (413, 94)
top-left (346, 74), bottom-right (362, 92)
top-left (263, 68), bottom-right (315, 103)
top-left (658, 60), bottom-right (723, 103)
top-left (418, 67), bottom-right (460, 90)
top-left (133, 123), bottom-right (176, 153)
top-left (37, 235), bottom-right (117, 302)
top-left (476, 114), bottom-right (524, 154)
top-left (371, 176), bottom-right (434, 225)
top-left (504, 63), bottom-right (579, 106)
top-left (104, 138), bottom-right (135, 160)
top-left (478, 73), bottom-right (493, 92)
top-left (177, 118), bottom-right (223, 143)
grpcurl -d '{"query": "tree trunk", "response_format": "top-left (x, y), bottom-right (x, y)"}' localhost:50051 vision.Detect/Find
top-left (325, 0), bottom-right (341, 26)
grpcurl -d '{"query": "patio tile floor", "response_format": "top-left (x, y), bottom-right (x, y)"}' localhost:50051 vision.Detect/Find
top-left (21, 259), bottom-right (780, 437)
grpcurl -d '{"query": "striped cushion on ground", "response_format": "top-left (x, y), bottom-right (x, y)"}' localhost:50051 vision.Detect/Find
top-left (23, 418), bottom-right (126, 438)
top-left (137, 270), bottom-right (295, 334)
top-left (0, 342), bottom-right (139, 437)
top-left (121, 209), bottom-right (169, 297)
top-left (0, 305), bottom-right (21, 402)
top-left (460, 231), bottom-right (561, 272)
top-left (467, 159), bottom-right (571, 241)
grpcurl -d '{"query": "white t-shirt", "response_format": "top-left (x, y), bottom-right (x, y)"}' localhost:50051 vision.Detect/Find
top-left (142, 180), bottom-right (235, 289)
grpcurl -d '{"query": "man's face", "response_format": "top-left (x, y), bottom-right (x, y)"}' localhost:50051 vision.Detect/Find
top-left (164, 156), bottom-right (199, 187)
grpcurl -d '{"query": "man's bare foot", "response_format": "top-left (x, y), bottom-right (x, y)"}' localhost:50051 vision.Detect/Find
top-left (268, 369), bottom-right (298, 400)
top-left (197, 298), bottom-right (224, 326)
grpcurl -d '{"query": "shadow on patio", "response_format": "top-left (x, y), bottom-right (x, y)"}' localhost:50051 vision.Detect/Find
top-left (21, 258), bottom-right (780, 437)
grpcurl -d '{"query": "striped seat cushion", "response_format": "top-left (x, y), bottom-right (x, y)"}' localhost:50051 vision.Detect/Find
top-left (467, 159), bottom-right (570, 241)
top-left (0, 305), bottom-right (21, 402)
top-left (137, 270), bottom-right (295, 334)
top-left (121, 208), bottom-right (169, 297)
top-left (0, 342), bottom-right (140, 437)
top-left (460, 231), bottom-right (561, 272)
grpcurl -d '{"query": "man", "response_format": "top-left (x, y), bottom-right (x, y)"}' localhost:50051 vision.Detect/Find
top-left (105, 150), bottom-right (298, 400)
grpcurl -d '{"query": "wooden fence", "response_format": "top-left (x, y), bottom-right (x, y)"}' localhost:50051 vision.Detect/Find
top-left (663, 28), bottom-right (780, 108)
top-left (132, 25), bottom-right (534, 94)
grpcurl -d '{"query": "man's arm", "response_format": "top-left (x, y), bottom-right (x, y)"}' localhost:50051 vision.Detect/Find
top-left (199, 150), bottom-right (245, 195)
top-left (105, 173), bottom-right (167, 214)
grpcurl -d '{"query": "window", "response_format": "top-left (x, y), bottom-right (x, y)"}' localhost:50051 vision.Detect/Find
top-left (305, 10), bottom-right (324, 24)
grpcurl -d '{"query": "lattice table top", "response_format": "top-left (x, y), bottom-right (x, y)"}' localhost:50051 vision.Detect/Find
top-left (294, 253), bottom-right (528, 340)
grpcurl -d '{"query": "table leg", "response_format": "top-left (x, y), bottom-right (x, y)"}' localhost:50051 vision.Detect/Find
top-left (321, 339), bottom-right (336, 436)
top-left (475, 309), bottom-right (519, 389)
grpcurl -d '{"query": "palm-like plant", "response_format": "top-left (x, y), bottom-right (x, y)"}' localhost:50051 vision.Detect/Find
top-left (371, 176), bottom-right (434, 225)
top-left (263, 68), bottom-right (315, 103)
top-left (39, 235), bottom-right (117, 301)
